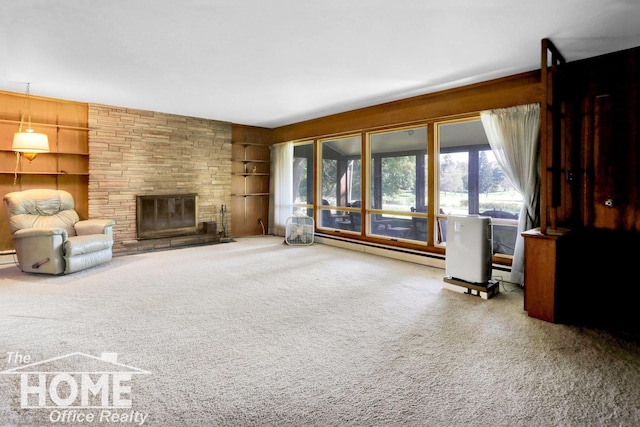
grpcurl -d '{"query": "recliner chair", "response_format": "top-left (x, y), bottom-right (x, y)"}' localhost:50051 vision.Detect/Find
top-left (3, 189), bottom-right (115, 275)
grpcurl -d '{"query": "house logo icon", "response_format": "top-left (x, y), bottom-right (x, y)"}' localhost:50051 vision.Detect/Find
top-left (1, 352), bottom-right (150, 424)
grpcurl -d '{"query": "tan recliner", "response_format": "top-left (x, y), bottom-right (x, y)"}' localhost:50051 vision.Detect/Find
top-left (3, 189), bottom-right (115, 275)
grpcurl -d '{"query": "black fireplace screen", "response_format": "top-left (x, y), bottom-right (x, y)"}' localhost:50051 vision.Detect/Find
top-left (136, 194), bottom-right (198, 239)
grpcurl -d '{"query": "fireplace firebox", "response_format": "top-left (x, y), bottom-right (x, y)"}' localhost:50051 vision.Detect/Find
top-left (136, 194), bottom-right (198, 239)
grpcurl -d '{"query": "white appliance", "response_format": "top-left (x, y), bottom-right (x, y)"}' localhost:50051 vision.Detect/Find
top-left (445, 215), bottom-right (492, 283)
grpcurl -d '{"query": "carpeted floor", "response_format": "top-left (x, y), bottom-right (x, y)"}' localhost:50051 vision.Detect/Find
top-left (0, 236), bottom-right (639, 426)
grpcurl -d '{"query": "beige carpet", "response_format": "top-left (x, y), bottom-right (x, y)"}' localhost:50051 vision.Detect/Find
top-left (0, 236), bottom-right (639, 426)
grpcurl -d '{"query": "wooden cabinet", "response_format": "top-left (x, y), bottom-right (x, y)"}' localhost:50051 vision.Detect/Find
top-left (587, 88), bottom-right (639, 230)
top-left (522, 228), bottom-right (567, 323)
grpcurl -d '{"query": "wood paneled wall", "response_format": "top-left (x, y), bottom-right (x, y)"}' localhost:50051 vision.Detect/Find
top-left (524, 45), bottom-right (640, 327)
top-left (556, 46), bottom-right (640, 232)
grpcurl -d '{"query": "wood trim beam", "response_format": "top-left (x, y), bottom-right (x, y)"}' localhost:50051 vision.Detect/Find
top-left (540, 38), bottom-right (567, 233)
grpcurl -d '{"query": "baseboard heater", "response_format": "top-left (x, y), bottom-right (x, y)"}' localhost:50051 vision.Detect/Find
top-left (314, 233), bottom-right (446, 262)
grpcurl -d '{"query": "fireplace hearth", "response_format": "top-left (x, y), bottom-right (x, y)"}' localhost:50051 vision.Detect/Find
top-left (137, 194), bottom-right (198, 239)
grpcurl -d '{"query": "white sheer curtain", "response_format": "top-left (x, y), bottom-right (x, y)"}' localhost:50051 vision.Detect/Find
top-left (480, 103), bottom-right (540, 285)
top-left (269, 142), bottom-right (293, 237)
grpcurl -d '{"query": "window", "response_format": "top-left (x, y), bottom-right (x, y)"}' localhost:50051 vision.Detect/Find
top-left (437, 119), bottom-right (522, 255)
top-left (367, 127), bottom-right (428, 243)
top-left (296, 117), bottom-right (521, 260)
top-left (292, 142), bottom-right (314, 217)
top-left (318, 135), bottom-right (362, 232)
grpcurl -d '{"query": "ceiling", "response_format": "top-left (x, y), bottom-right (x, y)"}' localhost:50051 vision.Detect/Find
top-left (2, 1), bottom-right (640, 129)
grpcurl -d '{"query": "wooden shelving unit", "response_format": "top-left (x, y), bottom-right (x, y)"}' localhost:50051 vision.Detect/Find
top-left (0, 120), bottom-right (90, 172)
top-left (0, 90), bottom-right (89, 251)
top-left (231, 141), bottom-right (270, 236)
top-left (231, 142), bottom-right (270, 197)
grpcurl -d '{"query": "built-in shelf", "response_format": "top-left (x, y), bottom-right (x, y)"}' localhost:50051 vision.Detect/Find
top-left (232, 141), bottom-right (271, 229)
top-left (0, 150), bottom-right (89, 156)
top-left (232, 143), bottom-right (270, 186)
top-left (0, 171), bottom-right (89, 176)
top-left (1, 147), bottom-right (89, 177)
top-left (0, 118), bottom-right (90, 131)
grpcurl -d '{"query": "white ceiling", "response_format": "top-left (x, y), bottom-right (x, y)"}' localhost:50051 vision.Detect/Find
top-left (2, 1), bottom-right (640, 128)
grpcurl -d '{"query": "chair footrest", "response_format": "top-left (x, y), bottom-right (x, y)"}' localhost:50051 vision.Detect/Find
top-left (64, 235), bottom-right (113, 256)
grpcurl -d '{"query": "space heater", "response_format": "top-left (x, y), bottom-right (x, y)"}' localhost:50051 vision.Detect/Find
top-left (444, 215), bottom-right (498, 299)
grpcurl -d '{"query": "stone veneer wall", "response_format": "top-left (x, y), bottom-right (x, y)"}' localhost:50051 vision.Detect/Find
top-left (88, 104), bottom-right (232, 254)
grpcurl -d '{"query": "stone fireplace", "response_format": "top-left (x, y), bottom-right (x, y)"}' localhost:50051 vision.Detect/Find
top-left (88, 104), bottom-right (232, 254)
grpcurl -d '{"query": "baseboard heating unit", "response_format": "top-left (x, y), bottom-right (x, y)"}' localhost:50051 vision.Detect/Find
top-left (443, 215), bottom-right (498, 300)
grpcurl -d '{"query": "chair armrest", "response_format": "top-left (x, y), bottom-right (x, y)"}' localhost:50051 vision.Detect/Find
top-left (75, 219), bottom-right (115, 236)
top-left (13, 227), bottom-right (68, 240)
top-left (11, 228), bottom-right (67, 275)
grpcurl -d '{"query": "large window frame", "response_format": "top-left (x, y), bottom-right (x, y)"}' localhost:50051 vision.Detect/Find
top-left (292, 141), bottom-right (315, 218)
top-left (287, 114), bottom-right (522, 264)
top-left (435, 117), bottom-right (522, 258)
top-left (316, 134), bottom-right (363, 234)
top-left (365, 126), bottom-right (429, 244)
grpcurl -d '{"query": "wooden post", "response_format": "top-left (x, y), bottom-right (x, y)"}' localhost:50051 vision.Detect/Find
top-left (540, 38), bottom-right (566, 234)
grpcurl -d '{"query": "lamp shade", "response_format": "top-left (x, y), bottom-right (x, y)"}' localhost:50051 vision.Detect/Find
top-left (13, 132), bottom-right (49, 153)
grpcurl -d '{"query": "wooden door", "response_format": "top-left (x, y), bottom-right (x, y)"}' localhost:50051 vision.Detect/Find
top-left (587, 87), bottom-right (639, 231)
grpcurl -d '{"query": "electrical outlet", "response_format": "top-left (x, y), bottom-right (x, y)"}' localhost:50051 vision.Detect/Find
top-left (258, 218), bottom-right (262, 224)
